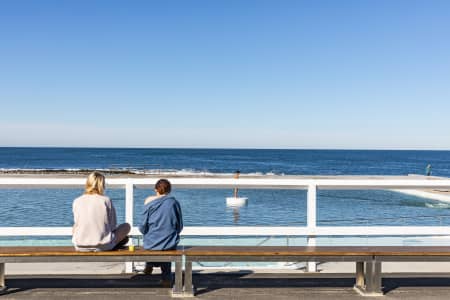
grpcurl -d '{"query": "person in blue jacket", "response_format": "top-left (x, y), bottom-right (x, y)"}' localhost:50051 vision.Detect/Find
top-left (139, 179), bottom-right (183, 286)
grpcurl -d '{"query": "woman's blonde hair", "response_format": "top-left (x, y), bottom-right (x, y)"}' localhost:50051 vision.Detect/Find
top-left (85, 171), bottom-right (105, 195)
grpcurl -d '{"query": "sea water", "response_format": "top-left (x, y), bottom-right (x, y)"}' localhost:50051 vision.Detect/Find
top-left (1, 148), bottom-right (450, 249)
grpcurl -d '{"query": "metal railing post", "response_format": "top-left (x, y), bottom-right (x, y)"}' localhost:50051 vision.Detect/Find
top-left (307, 184), bottom-right (317, 272)
top-left (125, 180), bottom-right (134, 227)
top-left (125, 180), bottom-right (134, 273)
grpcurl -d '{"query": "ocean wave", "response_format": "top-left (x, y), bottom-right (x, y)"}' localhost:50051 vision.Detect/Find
top-left (0, 168), bottom-right (132, 174)
top-left (0, 168), bottom-right (285, 177)
top-left (425, 202), bottom-right (450, 209)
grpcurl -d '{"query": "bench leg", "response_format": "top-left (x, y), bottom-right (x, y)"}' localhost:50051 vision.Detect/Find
top-left (355, 261), bottom-right (383, 296)
top-left (0, 263), bottom-right (6, 293)
top-left (172, 260), bottom-right (183, 297)
top-left (355, 261), bottom-right (365, 288)
top-left (183, 260), bottom-right (194, 297)
top-left (366, 261), bottom-right (382, 295)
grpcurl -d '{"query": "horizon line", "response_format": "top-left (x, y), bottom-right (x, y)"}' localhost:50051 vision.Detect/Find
top-left (1, 146), bottom-right (450, 151)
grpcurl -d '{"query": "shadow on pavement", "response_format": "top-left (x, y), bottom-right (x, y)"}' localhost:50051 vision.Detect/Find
top-left (383, 276), bottom-right (450, 294)
top-left (3, 272), bottom-right (450, 297)
top-left (192, 272), bottom-right (450, 296)
top-left (1, 274), bottom-right (164, 296)
top-left (192, 272), bottom-right (357, 296)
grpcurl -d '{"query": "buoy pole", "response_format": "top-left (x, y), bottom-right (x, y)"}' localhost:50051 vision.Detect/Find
top-left (233, 170), bottom-right (240, 198)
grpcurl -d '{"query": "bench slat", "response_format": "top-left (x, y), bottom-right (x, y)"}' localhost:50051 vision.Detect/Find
top-left (370, 246), bottom-right (450, 256)
top-left (5, 246), bottom-right (450, 257)
top-left (184, 246), bottom-right (450, 256)
top-left (0, 246), bottom-right (182, 257)
top-left (183, 246), bottom-right (375, 256)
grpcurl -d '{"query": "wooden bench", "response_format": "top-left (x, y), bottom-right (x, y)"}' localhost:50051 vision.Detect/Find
top-left (184, 246), bottom-right (450, 297)
top-left (0, 246), bottom-right (184, 297)
top-left (183, 246), bottom-right (381, 296)
top-left (371, 246), bottom-right (450, 294)
top-left (5, 246), bottom-right (450, 297)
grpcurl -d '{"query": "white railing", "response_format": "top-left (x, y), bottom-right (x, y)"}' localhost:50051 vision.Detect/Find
top-left (2, 177), bottom-right (450, 272)
top-left (1, 177), bottom-right (450, 237)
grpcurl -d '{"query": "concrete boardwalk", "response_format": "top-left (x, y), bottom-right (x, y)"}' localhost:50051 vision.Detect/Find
top-left (3, 272), bottom-right (450, 299)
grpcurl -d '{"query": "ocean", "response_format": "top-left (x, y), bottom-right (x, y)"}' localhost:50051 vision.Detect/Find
top-left (1, 148), bottom-right (450, 248)
top-left (2, 147), bottom-right (450, 176)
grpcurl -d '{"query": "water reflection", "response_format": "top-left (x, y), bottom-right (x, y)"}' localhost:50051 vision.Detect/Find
top-left (233, 208), bottom-right (240, 223)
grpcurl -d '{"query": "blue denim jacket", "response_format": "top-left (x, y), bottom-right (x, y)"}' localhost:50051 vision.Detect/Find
top-left (139, 194), bottom-right (183, 250)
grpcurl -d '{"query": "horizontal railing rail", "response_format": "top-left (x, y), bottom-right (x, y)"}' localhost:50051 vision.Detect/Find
top-left (1, 177), bottom-right (450, 188)
top-left (1, 226), bottom-right (450, 237)
top-left (1, 177), bottom-right (450, 237)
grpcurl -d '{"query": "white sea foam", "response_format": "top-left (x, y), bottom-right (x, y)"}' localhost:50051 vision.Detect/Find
top-left (0, 168), bottom-right (286, 177)
top-left (425, 202), bottom-right (450, 209)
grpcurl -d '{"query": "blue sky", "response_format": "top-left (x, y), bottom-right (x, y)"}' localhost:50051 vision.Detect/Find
top-left (1, 0), bottom-right (449, 149)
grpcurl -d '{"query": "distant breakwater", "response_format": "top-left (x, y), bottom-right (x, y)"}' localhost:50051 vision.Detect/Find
top-left (0, 169), bottom-right (137, 176)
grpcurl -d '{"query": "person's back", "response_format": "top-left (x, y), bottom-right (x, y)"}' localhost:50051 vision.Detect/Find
top-left (140, 194), bottom-right (183, 250)
top-left (139, 179), bottom-right (183, 286)
top-left (72, 193), bottom-right (116, 247)
top-left (72, 171), bottom-right (130, 252)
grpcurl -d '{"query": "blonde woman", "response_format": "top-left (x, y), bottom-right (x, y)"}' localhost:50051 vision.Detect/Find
top-left (72, 171), bottom-right (130, 251)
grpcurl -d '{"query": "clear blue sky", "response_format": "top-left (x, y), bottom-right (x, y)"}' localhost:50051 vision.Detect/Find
top-left (1, 0), bottom-right (449, 149)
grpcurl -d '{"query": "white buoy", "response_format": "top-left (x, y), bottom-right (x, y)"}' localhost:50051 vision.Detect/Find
top-left (226, 196), bottom-right (248, 207)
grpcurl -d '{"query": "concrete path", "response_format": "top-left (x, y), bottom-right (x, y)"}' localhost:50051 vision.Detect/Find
top-left (3, 272), bottom-right (450, 299)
